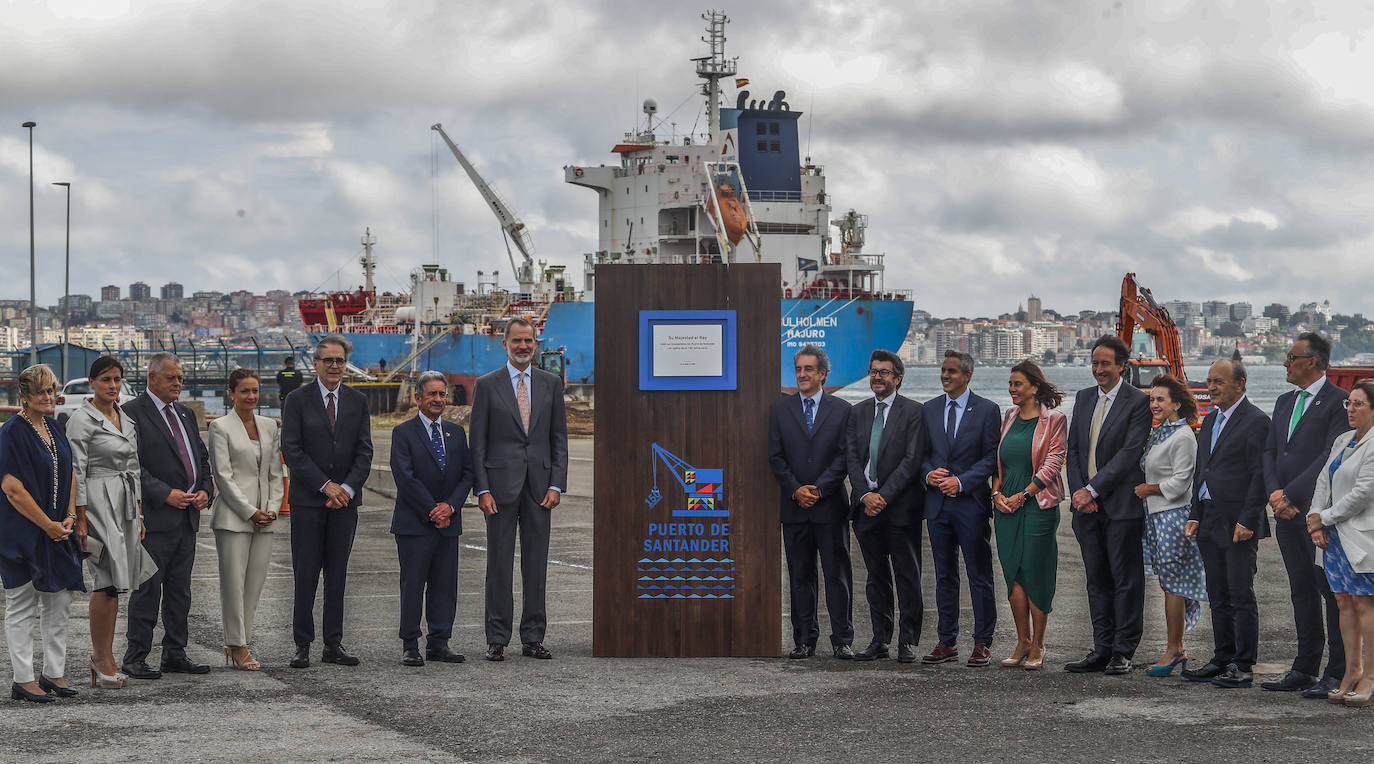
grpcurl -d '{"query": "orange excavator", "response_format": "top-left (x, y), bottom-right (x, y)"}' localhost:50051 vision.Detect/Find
top-left (1116, 273), bottom-right (1213, 424)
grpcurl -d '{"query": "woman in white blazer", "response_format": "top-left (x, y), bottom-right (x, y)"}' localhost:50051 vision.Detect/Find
top-left (1308, 378), bottom-right (1374, 706)
top-left (208, 369), bottom-right (284, 671)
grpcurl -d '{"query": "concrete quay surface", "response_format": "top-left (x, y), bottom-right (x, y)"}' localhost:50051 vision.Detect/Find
top-left (2, 432), bottom-right (1373, 762)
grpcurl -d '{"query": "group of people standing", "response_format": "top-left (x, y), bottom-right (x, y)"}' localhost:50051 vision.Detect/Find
top-left (1, 319), bottom-right (568, 702)
top-left (770, 332), bottom-right (1374, 706)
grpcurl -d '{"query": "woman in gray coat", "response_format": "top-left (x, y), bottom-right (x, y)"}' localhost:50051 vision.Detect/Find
top-left (70, 356), bottom-right (155, 688)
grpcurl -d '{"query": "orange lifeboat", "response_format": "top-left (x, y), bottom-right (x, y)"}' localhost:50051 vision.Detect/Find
top-left (712, 184), bottom-right (747, 245)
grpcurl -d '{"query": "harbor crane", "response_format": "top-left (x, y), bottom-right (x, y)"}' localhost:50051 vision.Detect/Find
top-left (644, 443), bottom-right (727, 518)
top-left (431, 123), bottom-right (536, 296)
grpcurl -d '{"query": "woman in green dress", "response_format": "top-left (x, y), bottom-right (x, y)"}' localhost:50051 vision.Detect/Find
top-left (992, 360), bottom-right (1067, 671)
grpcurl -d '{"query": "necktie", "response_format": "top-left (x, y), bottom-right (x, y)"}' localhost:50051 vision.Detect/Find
top-left (1087, 394), bottom-right (1108, 479)
top-left (804, 397), bottom-right (815, 433)
top-left (946, 399), bottom-right (958, 444)
top-left (517, 372), bottom-right (531, 433)
top-left (1200, 411), bottom-right (1226, 500)
top-left (430, 421), bottom-right (446, 471)
top-left (326, 392), bottom-right (337, 429)
top-left (868, 401), bottom-right (887, 484)
top-left (163, 404), bottom-right (194, 489)
top-left (1289, 390), bottom-right (1310, 438)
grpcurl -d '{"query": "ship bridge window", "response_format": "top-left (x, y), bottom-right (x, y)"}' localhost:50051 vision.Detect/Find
top-left (756, 123), bottom-right (767, 135)
top-left (770, 141), bottom-right (781, 153)
top-left (769, 122), bottom-right (780, 135)
top-left (757, 141), bottom-right (768, 153)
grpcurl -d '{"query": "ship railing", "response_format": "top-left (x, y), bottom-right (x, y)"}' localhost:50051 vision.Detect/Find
top-left (747, 190), bottom-right (802, 202)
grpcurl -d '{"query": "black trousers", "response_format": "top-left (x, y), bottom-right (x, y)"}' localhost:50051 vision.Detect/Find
top-left (124, 524), bottom-right (196, 664)
top-left (290, 504), bottom-right (358, 647)
top-left (854, 520), bottom-right (923, 646)
top-left (1071, 511), bottom-right (1145, 658)
top-left (1198, 534), bottom-right (1260, 671)
top-left (396, 534), bottom-right (459, 650)
top-left (484, 493), bottom-right (551, 646)
top-left (782, 521), bottom-right (853, 648)
top-left (1275, 515), bottom-right (1345, 678)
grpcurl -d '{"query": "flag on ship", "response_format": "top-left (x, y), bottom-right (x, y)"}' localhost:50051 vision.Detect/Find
top-left (735, 77), bottom-right (749, 88)
top-left (797, 256), bottom-right (818, 272)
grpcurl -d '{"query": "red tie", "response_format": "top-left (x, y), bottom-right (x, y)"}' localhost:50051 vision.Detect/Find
top-left (327, 392), bottom-right (337, 428)
top-left (163, 404), bottom-right (195, 489)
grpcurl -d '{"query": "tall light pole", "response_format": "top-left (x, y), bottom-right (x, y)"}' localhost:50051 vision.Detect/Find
top-left (53, 181), bottom-right (71, 382)
top-left (22, 121), bottom-right (37, 367)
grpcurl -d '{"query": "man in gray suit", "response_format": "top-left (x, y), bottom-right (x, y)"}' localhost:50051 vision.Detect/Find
top-left (470, 318), bottom-right (568, 661)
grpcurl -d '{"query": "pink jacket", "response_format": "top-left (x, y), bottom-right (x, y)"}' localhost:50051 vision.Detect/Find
top-left (997, 407), bottom-right (1068, 510)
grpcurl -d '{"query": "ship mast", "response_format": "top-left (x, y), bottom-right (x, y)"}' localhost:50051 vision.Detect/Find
top-left (696, 10), bottom-right (737, 145)
top-left (360, 227), bottom-right (376, 294)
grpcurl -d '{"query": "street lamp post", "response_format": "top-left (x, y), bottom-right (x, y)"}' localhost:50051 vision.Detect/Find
top-left (53, 181), bottom-right (71, 382)
top-left (22, 121), bottom-right (37, 367)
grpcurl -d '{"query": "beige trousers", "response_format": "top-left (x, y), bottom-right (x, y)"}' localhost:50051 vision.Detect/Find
top-left (214, 530), bottom-right (273, 646)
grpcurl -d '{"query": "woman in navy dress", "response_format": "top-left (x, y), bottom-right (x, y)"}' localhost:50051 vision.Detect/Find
top-left (0, 365), bottom-right (85, 703)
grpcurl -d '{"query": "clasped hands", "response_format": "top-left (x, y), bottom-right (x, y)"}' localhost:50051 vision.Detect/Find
top-left (429, 502), bottom-right (454, 529)
top-left (167, 488), bottom-right (210, 511)
top-left (792, 485), bottom-right (821, 508)
top-left (992, 490), bottom-right (1028, 514)
top-left (321, 481), bottom-right (351, 509)
top-left (1306, 511), bottom-right (1328, 549)
top-left (1269, 489), bottom-right (1300, 520)
top-left (925, 468), bottom-right (960, 497)
top-left (250, 509), bottom-right (278, 528)
top-left (1071, 489), bottom-right (1099, 514)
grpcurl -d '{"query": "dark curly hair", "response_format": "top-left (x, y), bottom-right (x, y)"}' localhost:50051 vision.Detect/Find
top-left (1010, 360), bottom-right (1063, 409)
top-left (1149, 374), bottom-right (1198, 425)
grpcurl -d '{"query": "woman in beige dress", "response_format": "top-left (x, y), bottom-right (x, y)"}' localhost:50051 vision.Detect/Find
top-left (209, 369), bottom-right (283, 670)
top-left (69, 356), bottom-right (155, 689)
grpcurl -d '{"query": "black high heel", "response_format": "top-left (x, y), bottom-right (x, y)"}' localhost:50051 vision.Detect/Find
top-left (37, 675), bottom-right (78, 697)
top-left (11, 682), bottom-right (56, 703)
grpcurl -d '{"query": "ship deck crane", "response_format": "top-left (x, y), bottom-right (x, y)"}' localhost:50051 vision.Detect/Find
top-left (1116, 272), bottom-right (1213, 423)
top-left (431, 123), bottom-right (536, 296)
top-left (645, 443), bottom-right (726, 517)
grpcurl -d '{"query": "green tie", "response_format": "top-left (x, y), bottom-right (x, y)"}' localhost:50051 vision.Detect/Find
top-left (1289, 390), bottom-right (1310, 438)
top-left (868, 401), bottom-right (887, 483)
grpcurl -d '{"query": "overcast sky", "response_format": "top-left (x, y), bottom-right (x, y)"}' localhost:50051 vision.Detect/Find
top-left (4, 0), bottom-right (1374, 318)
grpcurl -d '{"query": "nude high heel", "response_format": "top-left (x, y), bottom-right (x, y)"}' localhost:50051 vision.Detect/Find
top-left (89, 660), bottom-right (127, 689)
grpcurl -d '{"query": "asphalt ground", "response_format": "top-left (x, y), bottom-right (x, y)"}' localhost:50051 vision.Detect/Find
top-left (2, 432), bottom-right (1373, 762)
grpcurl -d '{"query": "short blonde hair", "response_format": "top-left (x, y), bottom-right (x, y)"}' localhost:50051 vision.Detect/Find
top-left (18, 364), bottom-right (59, 410)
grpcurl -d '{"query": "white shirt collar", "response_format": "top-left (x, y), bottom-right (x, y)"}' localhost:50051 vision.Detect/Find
top-left (874, 392), bottom-right (895, 406)
top-left (507, 361), bottom-right (532, 380)
top-left (799, 389), bottom-right (822, 406)
top-left (418, 411), bottom-right (442, 429)
top-left (1299, 377), bottom-right (1326, 397)
top-left (1217, 394), bottom-right (1246, 418)
top-left (1098, 377), bottom-right (1123, 401)
top-left (146, 390), bottom-right (176, 412)
top-left (946, 388), bottom-right (971, 408)
top-left (317, 378), bottom-right (341, 402)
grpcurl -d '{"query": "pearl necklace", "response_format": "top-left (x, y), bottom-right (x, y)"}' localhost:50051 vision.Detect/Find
top-left (22, 414), bottom-right (60, 518)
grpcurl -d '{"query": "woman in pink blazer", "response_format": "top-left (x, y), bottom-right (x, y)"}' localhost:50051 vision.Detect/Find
top-left (992, 360), bottom-right (1067, 670)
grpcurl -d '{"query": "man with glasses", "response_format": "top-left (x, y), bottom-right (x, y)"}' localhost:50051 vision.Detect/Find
top-left (845, 350), bottom-right (927, 663)
top-left (1261, 332), bottom-right (1351, 697)
top-left (281, 334), bottom-right (374, 668)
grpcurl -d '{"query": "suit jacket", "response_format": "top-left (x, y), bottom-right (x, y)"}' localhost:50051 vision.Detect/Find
top-left (1311, 431), bottom-right (1374, 573)
top-left (1189, 397), bottom-right (1271, 546)
top-left (122, 393), bottom-right (214, 533)
top-left (845, 394), bottom-right (926, 527)
top-left (389, 415), bottom-right (473, 537)
top-left (1263, 382), bottom-right (1352, 513)
top-left (996, 407), bottom-right (1068, 510)
top-left (920, 392), bottom-right (1001, 520)
top-left (768, 392), bottom-right (852, 525)
top-left (1066, 382), bottom-right (1152, 520)
top-left (280, 382), bottom-right (373, 509)
top-left (470, 365), bottom-right (569, 506)
top-left (208, 414), bottom-right (285, 534)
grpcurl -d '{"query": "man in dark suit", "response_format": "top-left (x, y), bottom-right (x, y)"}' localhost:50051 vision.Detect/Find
top-left (281, 334), bottom-right (373, 668)
top-left (1064, 335), bottom-right (1152, 675)
top-left (470, 318), bottom-right (568, 662)
top-left (768, 344), bottom-right (854, 659)
top-left (1181, 358), bottom-right (1270, 689)
top-left (920, 350), bottom-right (1001, 667)
top-left (1261, 332), bottom-right (1351, 696)
top-left (390, 371), bottom-right (472, 667)
top-left (121, 352), bottom-right (214, 679)
top-left (845, 349), bottom-right (926, 663)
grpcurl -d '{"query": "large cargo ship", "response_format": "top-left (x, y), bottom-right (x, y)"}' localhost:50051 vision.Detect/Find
top-left (307, 11), bottom-right (912, 397)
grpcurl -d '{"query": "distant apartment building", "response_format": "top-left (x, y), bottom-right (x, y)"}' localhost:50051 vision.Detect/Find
top-left (58, 294), bottom-right (93, 314)
top-left (100, 284), bottom-right (120, 302)
top-left (1229, 302), bottom-right (1253, 322)
top-left (1243, 316), bottom-right (1275, 333)
top-left (128, 281), bottom-right (151, 301)
top-left (94, 301), bottom-right (126, 321)
top-left (1264, 303), bottom-right (1290, 322)
top-left (1300, 300), bottom-right (1333, 322)
top-left (161, 282), bottom-right (184, 300)
top-left (1202, 300), bottom-right (1229, 320)
top-left (995, 329), bottom-right (1025, 362)
top-left (1026, 295), bottom-right (1042, 322)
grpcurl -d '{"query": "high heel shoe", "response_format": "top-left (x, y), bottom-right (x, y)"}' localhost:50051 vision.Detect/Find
top-left (225, 645), bottom-right (262, 671)
top-left (1145, 653), bottom-right (1188, 677)
top-left (1000, 654), bottom-right (1027, 668)
top-left (89, 660), bottom-right (128, 689)
top-left (11, 682), bottom-right (55, 703)
top-left (1024, 648), bottom-right (1045, 671)
top-left (1344, 685), bottom-right (1374, 708)
top-left (37, 675), bottom-right (78, 697)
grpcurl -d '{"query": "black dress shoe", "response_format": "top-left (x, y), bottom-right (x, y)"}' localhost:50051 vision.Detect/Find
top-left (897, 643), bottom-right (919, 664)
top-left (11, 683), bottom-right (55, 703)
top-left (426, 645), bottom-right (466, 663)
top-left (1302, 676), bottom-right (1341, 699)
top-left (854, 641), bottom-right (889, 661)
top-left (1064, 651), bottom-right (1110, 673)
top-left (1211, 664), bottom-right (1253, 688)
top-left (38, 676), bottom-right (78, 697)
top-left (1104, 655), bottom-right (1132, 675)
top-left (290, 645), bottom-right (311, 669)
top-left (788, 644), bottom-right (817, 659)
top-left (321, 644), bottom-right (360, 666)
top-left (521, 642), bottom-right (553, 660)
top-left (833, 644), bottom-right (855, 660)
top-left (120, 660), bottom-right (162, 680)
top-left (401, 648), bottom-right (424, 667)
top-left (486, 644), bottom-right (505, 662)
top-left (161, 654), bottom-right (211, 674)
top-left (1261, 669), bottom-right (1317, 692)
top-left (1182, 661), bottom-right (1226, 682)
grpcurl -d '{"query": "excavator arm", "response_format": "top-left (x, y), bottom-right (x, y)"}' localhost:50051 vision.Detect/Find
top-left (1116, 272), bottom-right (1187, 381)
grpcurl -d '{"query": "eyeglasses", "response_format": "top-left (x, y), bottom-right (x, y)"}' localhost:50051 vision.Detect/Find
top-left (317, 357), bottom-right (347, 366)
top-left (1344, 399), bottom-right (1369, 410)
top-left (868, 368), bottom-right (896, 379)
top-left (1285, 352), bottom-right (1316, 362)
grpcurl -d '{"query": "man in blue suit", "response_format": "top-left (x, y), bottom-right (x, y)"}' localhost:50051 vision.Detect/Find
top-left (920, 350), bottom-right (1001, 667)
top-left (390, 371), bottom-right (473, 667)
top-left (769, 345), bottom-right (854, 659)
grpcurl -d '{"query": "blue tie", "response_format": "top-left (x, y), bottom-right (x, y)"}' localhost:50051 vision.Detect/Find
top-left (430, 421), bottom-right (446, 471)
top-left (804, 397), bottom-right (815, 433)
top-left (946, 399), bottom-right (958, 445)
top-left (1201, 411), bottom-right (1225, 499)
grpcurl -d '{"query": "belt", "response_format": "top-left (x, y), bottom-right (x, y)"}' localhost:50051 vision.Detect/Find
top-left (86, 469), bottom-right (140, 521)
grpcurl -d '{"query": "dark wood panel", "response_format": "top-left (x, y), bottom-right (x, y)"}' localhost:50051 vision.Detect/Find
top-left (593, 264), bottom-right (781, 657)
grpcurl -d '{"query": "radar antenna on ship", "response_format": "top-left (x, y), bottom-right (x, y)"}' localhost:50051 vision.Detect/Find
top-left (696, 10), bottom-right (737, 145)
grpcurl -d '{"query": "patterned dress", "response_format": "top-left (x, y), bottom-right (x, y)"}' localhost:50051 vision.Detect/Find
top-left (1140, 420), bottom-right (1208, 632)
top-left (1321, 440), bottom-right (1374, 596)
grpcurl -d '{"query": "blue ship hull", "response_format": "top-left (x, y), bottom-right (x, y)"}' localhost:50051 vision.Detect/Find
top-left (335, 298), bottom-right (912, 391)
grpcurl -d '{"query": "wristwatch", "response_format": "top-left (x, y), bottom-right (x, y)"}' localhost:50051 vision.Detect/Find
top-left (1021, 490), bottom-right (1033, 504)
